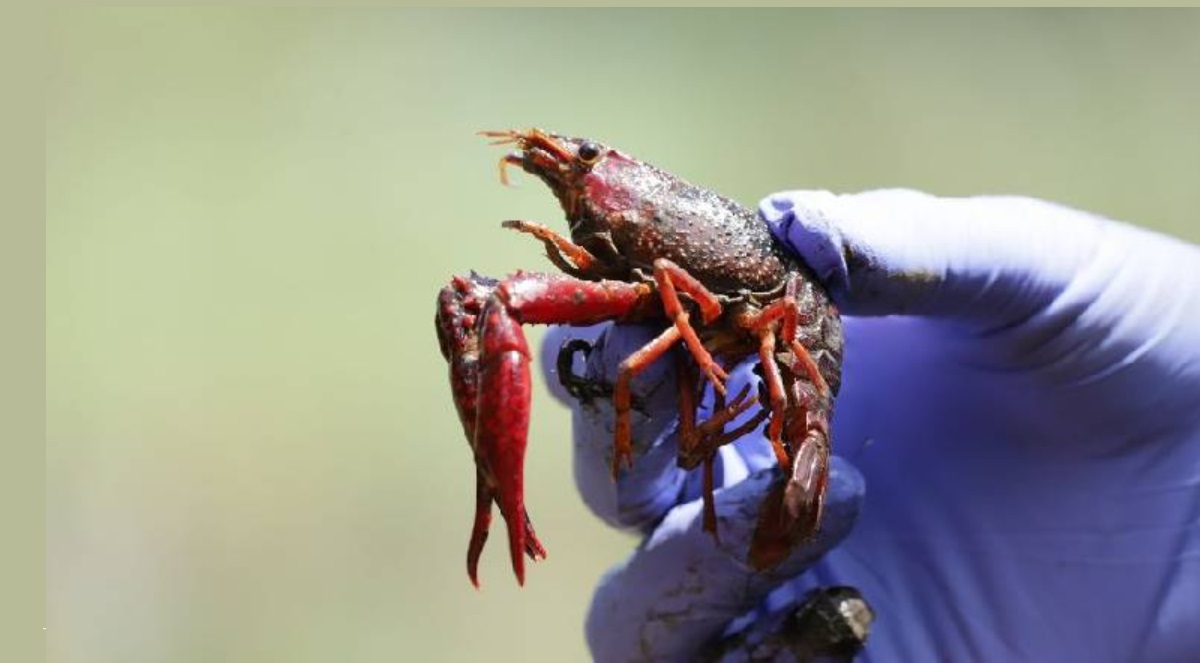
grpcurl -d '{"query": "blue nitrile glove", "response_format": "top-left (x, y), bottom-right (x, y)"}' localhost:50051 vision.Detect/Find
top-left (542, 189), bottom-right (1200, 662)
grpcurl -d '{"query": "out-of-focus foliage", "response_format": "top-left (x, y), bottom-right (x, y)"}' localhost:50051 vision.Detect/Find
top-left (47, 9), bottom-right (1199, 662)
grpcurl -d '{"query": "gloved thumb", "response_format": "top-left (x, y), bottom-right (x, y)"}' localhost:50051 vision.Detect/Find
top-left (759, 189), bottom-right (1109, 329)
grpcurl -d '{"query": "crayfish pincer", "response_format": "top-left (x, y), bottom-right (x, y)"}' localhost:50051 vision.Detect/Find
top-left (435, 129), bottom-right (843, 587)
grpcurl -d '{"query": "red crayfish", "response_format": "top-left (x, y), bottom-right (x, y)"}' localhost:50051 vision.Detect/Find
top-left (435, 129), bottom-right (843, 587)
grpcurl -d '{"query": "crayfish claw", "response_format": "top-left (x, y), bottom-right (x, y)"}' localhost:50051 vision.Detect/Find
top-left (467, 471), bottom-right (493, 589)
top-left (440, 273), bottom-right (543, 587)
top-left (523, 510), bottom-right (547, 561)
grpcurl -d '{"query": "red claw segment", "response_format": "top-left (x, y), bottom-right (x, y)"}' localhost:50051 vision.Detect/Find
top-left (467, 471), bottom-right (494, 587)
top-left (475, 295), bottom-right (537, 585)
top-left (437, 271), bottom-right (655, 586)
top-left (500, 271), bottom-right (654, 324)
top-left (437, 275), bottom-right (546, 588)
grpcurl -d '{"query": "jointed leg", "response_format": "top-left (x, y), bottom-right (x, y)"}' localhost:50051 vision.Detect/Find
top-left (612, 326), bottom-right (682, 476)
top-left (674, 354), bottom-right (720, 536)
top-left (502, 219), bottom-right (598, 276)
top-left (702, 455), bottom-right (717, 540)
top-left (677, 385), bottom-right (765, 470)
top-left (675, 351), bottom-right (700, 457)
top-left (745, 275), bottom-right (830, 396)
top-left (757, 329), bottom-right (791, 470)
top-left (675, 378), bottom-right (768, 538)
top-left (787, 338), bottom-right (830, 395)
top-left (653, 259), bottom-right (727, 395)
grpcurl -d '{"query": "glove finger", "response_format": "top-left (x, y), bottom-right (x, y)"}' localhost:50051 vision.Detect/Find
top-left (761, 189), bottom-right (1200, 418)
top-left (585, 456), bottom-right (865, 663)
top-left (759, 189), bottom-right (1107, 327)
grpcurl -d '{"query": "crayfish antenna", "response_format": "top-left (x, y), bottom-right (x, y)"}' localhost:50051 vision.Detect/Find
top-left (477, 129), bottom-right (522, 145)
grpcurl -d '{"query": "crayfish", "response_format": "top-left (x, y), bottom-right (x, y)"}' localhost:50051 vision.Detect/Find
top-left (435, 129), bottom-right (843, 587)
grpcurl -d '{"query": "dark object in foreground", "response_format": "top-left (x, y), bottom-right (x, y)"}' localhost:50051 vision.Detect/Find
top-left (435, 129), bottom-right (844, 586)
top-left (704, 586), bottom-right (875, 662)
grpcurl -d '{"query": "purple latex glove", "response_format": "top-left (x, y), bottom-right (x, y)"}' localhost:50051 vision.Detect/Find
top-left (544, 189), bottom-right (1200, 661)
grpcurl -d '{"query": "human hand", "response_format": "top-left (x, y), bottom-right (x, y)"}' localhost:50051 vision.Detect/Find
top-left (544, 189), bottom-right (1200, 661)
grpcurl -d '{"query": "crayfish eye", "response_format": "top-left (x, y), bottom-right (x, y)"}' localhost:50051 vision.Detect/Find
top-left (576, 141), bottom-right (601, 165)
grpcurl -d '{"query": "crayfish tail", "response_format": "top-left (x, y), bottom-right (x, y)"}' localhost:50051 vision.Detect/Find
top-left (749, 428), bottom-right (830, 570)
top-left (748, 479), bottom-right (796, 571)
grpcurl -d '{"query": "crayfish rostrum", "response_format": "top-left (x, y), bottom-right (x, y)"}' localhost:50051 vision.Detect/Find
top-left (435, 129), bottom-right (843, 587)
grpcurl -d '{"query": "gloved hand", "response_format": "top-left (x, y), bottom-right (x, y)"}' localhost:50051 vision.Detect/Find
top-left (542, 189), bottom-right (1200, 662)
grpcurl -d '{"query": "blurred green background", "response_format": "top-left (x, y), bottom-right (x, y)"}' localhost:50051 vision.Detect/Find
top-left (47, 9), bottom-right (1199, 662)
